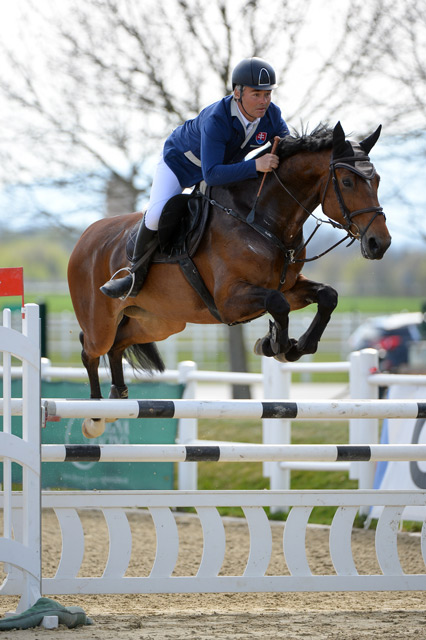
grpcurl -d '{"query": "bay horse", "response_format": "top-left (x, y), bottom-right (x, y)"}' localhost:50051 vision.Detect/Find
top-left (68, 122), bottom-right (391, 438)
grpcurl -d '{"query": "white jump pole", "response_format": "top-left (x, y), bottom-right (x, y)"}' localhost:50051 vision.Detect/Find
top-left (38, 398), bottom-right (426, 420)
top-left (40, 443), bottom-right (426, 463)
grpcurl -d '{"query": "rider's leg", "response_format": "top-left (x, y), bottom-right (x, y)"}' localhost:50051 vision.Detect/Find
top-left (100, 155), bottom-right (182, 299)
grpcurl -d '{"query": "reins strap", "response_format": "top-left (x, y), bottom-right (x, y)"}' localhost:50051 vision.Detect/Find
top-left (199, 192), bottom-right (289, 255)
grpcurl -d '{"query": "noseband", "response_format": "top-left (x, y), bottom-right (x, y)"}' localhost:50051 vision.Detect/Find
top-left (321, 154), bottom-right (386, 240)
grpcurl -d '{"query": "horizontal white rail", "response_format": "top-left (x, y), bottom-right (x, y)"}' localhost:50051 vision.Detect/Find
top-left (279, 461), bottom-right (351, 471)
top-left (0, 361), bottom-right (263, 385)
top-left (39, 398), bottom-right (426, 420)
top-left (368, 373), bottom-right (426, 387)
top-left (37, 443), bottom-right (426, 463)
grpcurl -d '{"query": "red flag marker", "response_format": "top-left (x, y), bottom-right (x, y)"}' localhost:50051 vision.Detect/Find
top-left (0, 267), bottom-right (24, 308)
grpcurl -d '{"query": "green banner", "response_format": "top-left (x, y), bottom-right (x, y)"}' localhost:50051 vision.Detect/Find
top-left (1, 379), bottom-right (183, 490)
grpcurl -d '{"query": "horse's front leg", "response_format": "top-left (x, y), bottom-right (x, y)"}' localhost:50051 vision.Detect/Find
top-left (282, 277), bottom-right (338, 362)
top-left (253, 289), bottom-right (295, 357)
top-left (217, 286), bottom-right (293, 357)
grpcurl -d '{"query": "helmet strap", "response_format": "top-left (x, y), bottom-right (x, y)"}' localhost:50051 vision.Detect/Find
top-left (235, 86), bottom-right (257, 121)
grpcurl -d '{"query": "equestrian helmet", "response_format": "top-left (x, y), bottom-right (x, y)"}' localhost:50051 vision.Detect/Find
top-left (232, 57), bottom-right (278, 90)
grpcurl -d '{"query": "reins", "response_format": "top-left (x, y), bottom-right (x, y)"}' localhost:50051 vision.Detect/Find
top-left (270, 169), bottom-right (356, 265)
top-left (200, 148), bottom-right (386, 285)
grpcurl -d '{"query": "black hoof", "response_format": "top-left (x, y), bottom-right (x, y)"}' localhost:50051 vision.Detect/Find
top-left (109, 384), bottom-right (129, 399)
top-left (254, 337), bottom-right (275, 358)
top-left (282, 339), bottom-right (303, 362)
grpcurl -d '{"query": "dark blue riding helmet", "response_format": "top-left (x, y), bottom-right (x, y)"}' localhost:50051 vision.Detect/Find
top-left (232, 57), bottom-right (278, 90)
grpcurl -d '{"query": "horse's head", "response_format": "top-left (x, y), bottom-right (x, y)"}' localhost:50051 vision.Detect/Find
top-left (321, 122), bottom-right (391, 259)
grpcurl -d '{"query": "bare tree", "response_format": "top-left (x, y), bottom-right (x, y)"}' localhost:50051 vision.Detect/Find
top-left (0, 0), bottom-right (424, 383)
top-left (1, 0), bottom-right (420, 229)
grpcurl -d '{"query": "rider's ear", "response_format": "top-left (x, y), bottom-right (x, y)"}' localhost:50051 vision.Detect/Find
top-left (359, 125), bottom-right (382, 155)
top-left (332, 121), bottom-right (347, 159)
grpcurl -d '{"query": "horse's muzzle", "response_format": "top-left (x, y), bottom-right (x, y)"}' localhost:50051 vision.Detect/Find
top-left (361, 230), bottom-right (392, 260)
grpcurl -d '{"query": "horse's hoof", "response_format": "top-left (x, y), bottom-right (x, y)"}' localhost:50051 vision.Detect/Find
top-left (269, 320), bottom-right (289, 356)
top-left (82, 418), bottom-right (106, 439)
top-left (273, 339), bottom-right (300, 363)
top-left (254, 337), bottom-right (274, 358)
top-left (109, 384), bottom-right (129, 399)
top-left (282, 339), bottom-right (303, 362)
top-left (273, 353), bottom-right (290, 363)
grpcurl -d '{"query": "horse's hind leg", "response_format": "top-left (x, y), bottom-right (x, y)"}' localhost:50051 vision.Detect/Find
top-left (107, 347), bottom-right (129, 399)
top-left (79, 331), bottom-right (108, 439)
top-left (80, 333), bottom-right (130, 438)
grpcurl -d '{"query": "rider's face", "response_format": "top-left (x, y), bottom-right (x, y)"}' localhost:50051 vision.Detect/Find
top-left (234, 86), bottom-right (272, 121)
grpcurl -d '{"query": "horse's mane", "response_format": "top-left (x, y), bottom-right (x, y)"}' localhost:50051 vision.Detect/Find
top-left (276, 124), bottom-right (334, 160)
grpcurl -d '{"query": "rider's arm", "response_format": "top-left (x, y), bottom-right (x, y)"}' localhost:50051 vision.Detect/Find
top-left (200, 106), bottom-right (288, 186)
top-left (200, 124), bottom-right (259, 186)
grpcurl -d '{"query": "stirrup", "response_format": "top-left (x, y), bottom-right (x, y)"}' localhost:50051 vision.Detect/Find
top-left (109, 267), bottom-right (135, 301)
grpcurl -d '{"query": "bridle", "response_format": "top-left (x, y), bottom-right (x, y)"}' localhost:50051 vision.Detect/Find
top-left (322, 154), bottom-right (385, 239)
top-left (199, 146), bottom-right (386, 284)
top-left (270, 149), bottom-right (386, 266)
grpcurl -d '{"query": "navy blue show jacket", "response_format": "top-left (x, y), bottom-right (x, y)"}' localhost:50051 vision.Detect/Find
top-left (163, 95), bottom-right (289, 188)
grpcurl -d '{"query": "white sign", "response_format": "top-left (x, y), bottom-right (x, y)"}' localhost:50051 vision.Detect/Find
top-left (371, 384), bottom-right (426, 522)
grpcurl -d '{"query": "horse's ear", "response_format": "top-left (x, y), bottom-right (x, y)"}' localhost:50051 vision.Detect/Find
top-left (359, 125), bottom-right (382, 154)
top-left (332, 121), bottom-right (347, 158)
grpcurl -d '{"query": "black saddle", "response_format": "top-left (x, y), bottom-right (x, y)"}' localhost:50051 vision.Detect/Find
top-left (125, 187), bottom-right (222, 322)
top-left (126, 191), bottom-right (209, 263)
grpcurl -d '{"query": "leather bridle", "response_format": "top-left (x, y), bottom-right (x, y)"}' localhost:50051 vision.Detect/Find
top-left (200, 146), bottom-right (386, 284)
top-left (321, 154), bottom-right (386, 240)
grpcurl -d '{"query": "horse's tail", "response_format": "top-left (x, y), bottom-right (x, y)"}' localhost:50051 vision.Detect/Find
top-left (124, 342), bottom-right (165, 374)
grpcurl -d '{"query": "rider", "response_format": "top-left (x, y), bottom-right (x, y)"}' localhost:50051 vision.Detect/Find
top-left (100, 57), bottom-right (290, 299)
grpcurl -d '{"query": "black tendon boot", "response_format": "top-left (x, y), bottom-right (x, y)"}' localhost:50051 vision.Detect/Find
top-left (100, 219), bottom-right (159, 299)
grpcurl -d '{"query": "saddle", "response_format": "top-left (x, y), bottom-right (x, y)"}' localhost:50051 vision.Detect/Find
top-left (125, 190), bottom-right (209, 263)
top-left (125, 188), bottom-right (222, 322)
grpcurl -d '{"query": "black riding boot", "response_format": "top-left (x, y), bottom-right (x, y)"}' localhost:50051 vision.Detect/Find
top-left (100, 219), bottom-right (158, 299)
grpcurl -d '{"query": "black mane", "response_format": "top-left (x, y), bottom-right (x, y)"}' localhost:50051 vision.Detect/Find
top-left (276, 124), bottom-right (334, 160)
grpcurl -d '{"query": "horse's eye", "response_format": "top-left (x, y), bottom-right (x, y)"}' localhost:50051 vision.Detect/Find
top-left (342, 178), bottom-right (353, 188)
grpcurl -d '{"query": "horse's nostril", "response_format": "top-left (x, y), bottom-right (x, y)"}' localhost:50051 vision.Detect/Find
top-left (365, 234), bottom-right (391, 259)
top-left (368, 237), bottom-right (379, 254)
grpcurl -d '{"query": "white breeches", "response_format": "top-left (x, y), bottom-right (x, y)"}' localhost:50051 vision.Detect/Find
top-left (145, 154), bottom-right (183, 230)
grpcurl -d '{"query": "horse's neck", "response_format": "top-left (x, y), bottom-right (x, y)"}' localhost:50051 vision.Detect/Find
top-left (209, 151), bottom-right (327, 246)
top-left (267, 153), bottom-right (327, 242)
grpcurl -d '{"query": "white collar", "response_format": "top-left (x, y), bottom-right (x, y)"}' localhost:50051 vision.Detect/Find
top-left (231, 97), bottom-right (259, 129)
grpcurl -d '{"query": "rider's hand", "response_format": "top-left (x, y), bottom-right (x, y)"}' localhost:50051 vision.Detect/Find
top-left (255, 153), bottom-right (279, 173)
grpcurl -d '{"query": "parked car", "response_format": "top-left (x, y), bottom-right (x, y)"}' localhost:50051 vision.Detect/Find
top-left (348, 312), bottom-right (426, 372)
